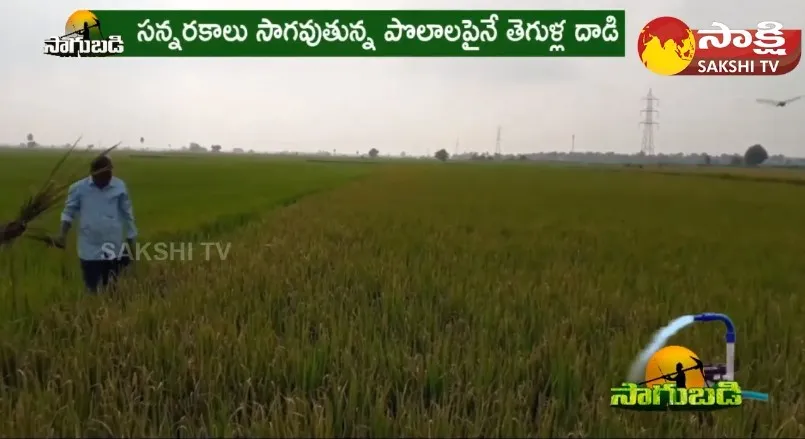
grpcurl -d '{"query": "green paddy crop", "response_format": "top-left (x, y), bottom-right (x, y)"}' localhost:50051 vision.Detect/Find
top-left (0, 150), bottom-right (803, 436)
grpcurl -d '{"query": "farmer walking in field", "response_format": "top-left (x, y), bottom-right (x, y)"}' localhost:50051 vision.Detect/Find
top-left (55, 155), bottom-right (137, 293)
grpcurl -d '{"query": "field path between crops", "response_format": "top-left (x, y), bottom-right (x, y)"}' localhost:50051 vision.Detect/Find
top-left (4, 164), bottom-right (805, 436)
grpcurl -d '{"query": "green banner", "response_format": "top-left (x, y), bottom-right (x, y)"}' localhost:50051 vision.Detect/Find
top-left (46, 10), bottom-right (625, 57)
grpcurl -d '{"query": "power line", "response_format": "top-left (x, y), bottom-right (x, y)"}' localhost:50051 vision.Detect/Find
top-left (640, 89), bottom-right (659, 155)
top-left (495, 126), bottom-right (502, 156)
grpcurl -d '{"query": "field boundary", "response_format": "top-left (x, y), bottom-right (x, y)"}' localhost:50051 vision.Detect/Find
top-left (146, 188), bottom-right (324, 243)
top-left (626, 168), bottom-right (805, 187)
top-left (146, 171), bottom-right (370, 243)
top-left (305, 158), bottom-right (383, 165)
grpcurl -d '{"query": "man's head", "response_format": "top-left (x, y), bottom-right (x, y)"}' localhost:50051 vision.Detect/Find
top-left (90, 155), bottom-right (113, 188)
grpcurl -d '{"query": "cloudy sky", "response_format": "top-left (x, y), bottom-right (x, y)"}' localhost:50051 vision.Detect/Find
top-left (0, 0), bottom-right (802, 156)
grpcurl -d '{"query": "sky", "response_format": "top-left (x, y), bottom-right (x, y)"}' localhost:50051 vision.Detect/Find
top-left (0, 0), bottom-right (803, 156)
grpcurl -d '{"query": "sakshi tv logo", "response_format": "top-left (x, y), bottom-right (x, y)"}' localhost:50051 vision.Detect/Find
top-left (638, 17), bottom-right (801, 76)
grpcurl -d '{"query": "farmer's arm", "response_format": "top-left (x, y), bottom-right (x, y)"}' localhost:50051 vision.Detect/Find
top-left (119, 184), bottom-right (137, 247)
top-left (59, 183), bottom-right (81, 240)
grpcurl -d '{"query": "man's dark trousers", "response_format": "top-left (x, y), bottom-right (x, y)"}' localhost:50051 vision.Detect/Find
top-left (80, 257), bottom-right (130, 293)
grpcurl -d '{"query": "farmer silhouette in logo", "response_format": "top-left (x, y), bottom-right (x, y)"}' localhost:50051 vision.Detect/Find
top-left (664, 362), bottom-right (687, 388)
top-left (81, 21), bottom-right (91, 40)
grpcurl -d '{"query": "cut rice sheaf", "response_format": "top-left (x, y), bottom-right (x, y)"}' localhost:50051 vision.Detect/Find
top-left (1, 138), bottom-right (119, 248)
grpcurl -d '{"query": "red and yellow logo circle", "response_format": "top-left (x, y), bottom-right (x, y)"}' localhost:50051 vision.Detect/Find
top-left (638, 17), bottom-right (697, 76)
top-left (644, 345), bottom-right (706, 388)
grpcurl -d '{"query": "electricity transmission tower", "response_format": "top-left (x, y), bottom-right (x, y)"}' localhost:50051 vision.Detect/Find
top-left (640, 89), bottom-right (659, 155)
top-left (495, 126), bottom-right (502, 156)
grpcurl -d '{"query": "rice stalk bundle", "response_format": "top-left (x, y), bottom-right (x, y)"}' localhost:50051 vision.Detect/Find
top-left (1, 138), bottom-right (119, 247)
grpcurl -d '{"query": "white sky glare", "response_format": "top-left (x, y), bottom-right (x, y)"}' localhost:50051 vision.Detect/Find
top-left (0, 0), bottom-right (803, 155)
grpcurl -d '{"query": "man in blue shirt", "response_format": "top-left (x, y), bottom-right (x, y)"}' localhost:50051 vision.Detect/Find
top-left (56, 155), bottom-right (137, 293)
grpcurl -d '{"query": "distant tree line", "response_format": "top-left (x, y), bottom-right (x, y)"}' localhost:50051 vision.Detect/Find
top-left (448, 144), bottom-right (792, 167)
top-left (10, 135), bottom-right (792, 168)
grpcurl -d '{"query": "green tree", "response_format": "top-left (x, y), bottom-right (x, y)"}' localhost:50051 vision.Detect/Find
top-left (369, 148), bottom-right (379, 158)
top-left (434, 148), bottom-right (449, 161)
top-left (188, 142), bottom-right (206, 152)
top-left (744, 144), bottom-right (768, 166)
